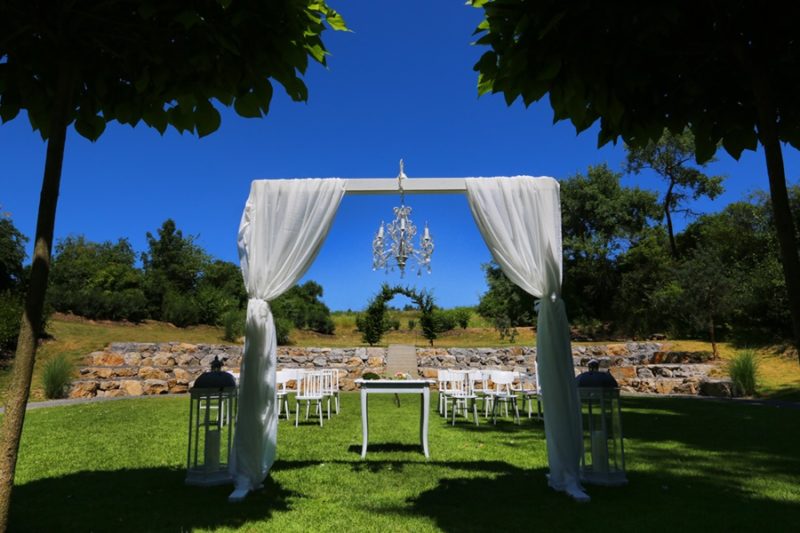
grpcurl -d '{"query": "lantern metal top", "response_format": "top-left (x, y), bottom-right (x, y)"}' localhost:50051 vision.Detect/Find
top-left (192, 356), bottom-right (237, 390)
top-left (576, 359), bottom-right (619, 389)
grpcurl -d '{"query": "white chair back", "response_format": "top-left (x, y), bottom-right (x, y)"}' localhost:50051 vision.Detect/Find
top-left (276, 370), bottom-right (291, 393)
top-left (490, 370), bottom-right (515, 394)
top-left (299, 371), bottom-right (323, 399)
top-left (321, 369), bottom-right (339, 394)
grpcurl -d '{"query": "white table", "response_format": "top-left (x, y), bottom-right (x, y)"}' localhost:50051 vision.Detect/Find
top-left (354, 379), bottom-right (434, 459)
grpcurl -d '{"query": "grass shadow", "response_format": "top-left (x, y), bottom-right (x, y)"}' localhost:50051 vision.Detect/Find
top-left (346, 443), bottom-right (427, 455)
top-left (406, 464), bottom-right (800, 532)
top-left (10, 467), bottom-right (297, 532)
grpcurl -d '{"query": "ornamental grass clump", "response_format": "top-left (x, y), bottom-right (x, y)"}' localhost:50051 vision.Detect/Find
top-left (42, 355), bottom-right (74, 399)
top-left (729, 349), bottom-right (759, 396)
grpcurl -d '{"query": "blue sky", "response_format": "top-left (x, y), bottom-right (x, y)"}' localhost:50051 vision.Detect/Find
top-left (2, 1), bottom-right (799, 311)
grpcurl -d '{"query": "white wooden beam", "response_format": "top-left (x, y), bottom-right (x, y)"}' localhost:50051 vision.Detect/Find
top-left (344, 178), bottom-right (467, 195)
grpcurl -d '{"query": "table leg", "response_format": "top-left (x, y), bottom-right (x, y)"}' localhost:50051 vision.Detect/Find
top-left (360, 389), bottom-right (368, 459)
top-left (421, 388), bottom-right (430, 458)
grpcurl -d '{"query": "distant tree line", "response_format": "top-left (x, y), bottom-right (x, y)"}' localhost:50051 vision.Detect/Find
top-left (477, 132), bottom-right (800, 352)
top-left (0, 210), bottom-right (31, 354)
top-left (0, 218), bottom-right (335, 352)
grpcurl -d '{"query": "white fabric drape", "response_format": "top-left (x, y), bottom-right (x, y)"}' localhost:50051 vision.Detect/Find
top-left (231, 178), bottom-right (345, 492)
top-left (465, 176), bottom-right (588, 502)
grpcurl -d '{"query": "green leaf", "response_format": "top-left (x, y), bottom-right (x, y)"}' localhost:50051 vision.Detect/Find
top-left (135, 69), bottom-right (150, 93)
top-left (143, 107), bottom-right (168, 134)
top-left (0, 102), bottom-right (20, 123)
top-left (324, 9), bottom-right (349, 32)
top-left (233, 92), bottom-right (262, 118)
top-left (175, 10), bottom-right (202, 29)
top-left (195, 100), bottom-right (221, 137)
top-left (74, 113), bottom-right (106, 141)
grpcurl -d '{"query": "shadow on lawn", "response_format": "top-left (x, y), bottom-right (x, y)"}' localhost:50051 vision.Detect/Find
top-left (10, 467), bottom-right (297, 532)
top-left (406, 464), bottom-right (800, 532)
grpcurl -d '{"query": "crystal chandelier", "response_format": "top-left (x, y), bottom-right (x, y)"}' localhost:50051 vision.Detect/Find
top-left (372, 161), bottom-right (434, 277)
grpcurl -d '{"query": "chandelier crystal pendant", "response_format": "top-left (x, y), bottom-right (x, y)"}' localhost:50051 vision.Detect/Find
top-left (372, 161), bottom-right (434, 277)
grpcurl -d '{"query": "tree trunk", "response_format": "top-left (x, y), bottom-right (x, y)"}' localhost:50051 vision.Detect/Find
top-left (0, 67), bottom-right (73, 531)
top-left (753, 88), bottom-right (800, 363)
top-left (664, 181), bottom-right (678, 258)
top-left (709, 317), bottom-right (718, 359)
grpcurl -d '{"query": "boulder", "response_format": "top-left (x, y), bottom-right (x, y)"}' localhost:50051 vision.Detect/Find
top-left (120, 380), bottom-right (143, 396)
top-left (138, 366), bottom-right (168, 380)
top-left (152, 353), bottom-right (176, 367)
top-left (609, 367), bottom-right (636, 380)
top-left (92, 352), bottom-right (125, 366)
top-left (173, 368), bottom-right (192, 382)
top-left (123, 353), bottom-right (142, 366)
top-left (699, 379), bottom-right (737, 398)
top-left (142, 379), bottom-right (169, 395)
top-left (421, 368), bottom-right (438, 379)
top-left (606, 344), bottom-right (629, 356)
top-left (69, 381), bottom-right (98, 398)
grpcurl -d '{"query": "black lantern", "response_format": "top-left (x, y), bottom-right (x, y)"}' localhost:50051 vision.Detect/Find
top-left (186, 356), bottom-right (238, 486)
top-left (576, 359), bottom-right (627, 486)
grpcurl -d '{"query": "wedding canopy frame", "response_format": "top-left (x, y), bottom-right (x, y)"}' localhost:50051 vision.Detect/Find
top-left (229, 174), bottom-right (588, 503)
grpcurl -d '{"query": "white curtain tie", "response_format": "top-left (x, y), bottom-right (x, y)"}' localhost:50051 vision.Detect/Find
top-left (248, 297), bottom-right (270, 321)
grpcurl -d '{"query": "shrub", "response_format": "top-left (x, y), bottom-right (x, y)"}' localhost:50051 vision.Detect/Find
top-left (196, 285), bottom-right (238, 326)
top-left (431, 309), bottom-right (457, 333)
top-left (389, 318), bottom-right (401, 331)
top-left (451, 307), bottom-right (472, 329)
top-left (275, 317), bottom-right (293, 345)
top-left (307, 307), bottom-right (335, 334)
top-left (729, 350), bottom-right (759, 396)
top-left (222, 309), bottom-right (246, 342)
top-left (0, 292), bottom-right (22, 352)
top-left (407, 319), bottom-right (416, 331)
top-left (42, 355), bottom-right (74, 399)
top-left (162, 292), bottom-right (201, 327)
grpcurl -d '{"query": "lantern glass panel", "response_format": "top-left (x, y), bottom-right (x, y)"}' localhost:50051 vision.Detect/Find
top-left (578, 387), bottom-right (627, 486)
top-left (186, 387), bottom-right (237, 486)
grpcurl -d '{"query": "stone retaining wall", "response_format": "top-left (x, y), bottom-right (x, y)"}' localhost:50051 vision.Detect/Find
top-left (69, 341), bottom-right (724, 399)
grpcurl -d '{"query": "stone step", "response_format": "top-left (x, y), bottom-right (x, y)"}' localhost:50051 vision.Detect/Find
top-left (385, 344), bottom-right (418, 376)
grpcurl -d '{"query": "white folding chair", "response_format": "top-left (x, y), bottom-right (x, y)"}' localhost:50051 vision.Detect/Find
top-left (321, 368), bottom-right (340, 418)
top-left (488, 370), bottom-right (520, 424)
top-left (437, 369), bottom-right (454, 416)
top-left (449, 372), bottom-right (480, 426)
top-left (276, 370), bottom-right (292, 420)
top-left (295, 371), bottom-right (325, 427)
top-left (521, 370), bottom-right (543, 420)
top-left (467, 370), bottom-right (491, 416)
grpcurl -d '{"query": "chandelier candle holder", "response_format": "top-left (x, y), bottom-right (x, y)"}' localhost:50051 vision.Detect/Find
top-left (372, 161), bottom-right (434, 277)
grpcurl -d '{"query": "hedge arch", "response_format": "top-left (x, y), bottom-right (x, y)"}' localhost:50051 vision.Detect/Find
top-left (359, 283), bottom-right (438, 346)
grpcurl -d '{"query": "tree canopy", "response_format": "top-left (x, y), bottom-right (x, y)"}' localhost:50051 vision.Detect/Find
top-left (0, 1), bottom-right (347, 525)
top-left (625, 129), bottom-right (725, 257)
top-left (0, 0), bottom-right (346, 140)
top-left (0, 212), bottom-right (26, 293)
top-left (472, 0), bottom-right (800, 356)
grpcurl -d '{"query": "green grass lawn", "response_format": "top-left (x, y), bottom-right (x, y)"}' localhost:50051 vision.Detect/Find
top-left (8, 393), bottom-right (800, 532)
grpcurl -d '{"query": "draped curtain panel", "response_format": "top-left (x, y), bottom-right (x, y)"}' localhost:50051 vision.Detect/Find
top-left (232, 178), bottom-right (345, 492)
top-left (465, 176), bottom-right (588, 501)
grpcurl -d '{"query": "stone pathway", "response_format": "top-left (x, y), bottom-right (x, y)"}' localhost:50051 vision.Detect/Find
top-left (385, 344), bottom-right (418, 377)
top-left (0, 392), bottom-right (187, 414)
